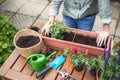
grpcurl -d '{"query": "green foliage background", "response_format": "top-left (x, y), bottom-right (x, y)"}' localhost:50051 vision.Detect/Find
top-left (0, 13), bottom-right (16, 67)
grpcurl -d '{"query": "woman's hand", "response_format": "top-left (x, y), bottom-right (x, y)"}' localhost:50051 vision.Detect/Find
top-left (41, 16), bottom-right (55, 36)
top-left (96, 24), bottom-right (110, 47)
top-left (96, 31), bottom-right (109, 47)
top-left (41, 21), bottom-right (53, 36)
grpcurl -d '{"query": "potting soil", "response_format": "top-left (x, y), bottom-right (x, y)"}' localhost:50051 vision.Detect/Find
top-left (16, 35), bottom-right (40, 48)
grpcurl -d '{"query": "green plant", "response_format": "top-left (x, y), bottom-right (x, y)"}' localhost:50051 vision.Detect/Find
top-left (49, 21), bottom-right (71, 39)
top-left (64, 47), bottom-right (86, 67)
top-left (70, 53), bottom-right (85, 67)
top-left (85, 56), bottom-right (104, 71)
top-left (99, 48), bottom-right (120, 80)
top-left (0, 13), bottom-right (17, 67)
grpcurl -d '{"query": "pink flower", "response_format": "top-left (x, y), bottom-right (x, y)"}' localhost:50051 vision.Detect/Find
top-left (70, 47), bottom-right (78, 54)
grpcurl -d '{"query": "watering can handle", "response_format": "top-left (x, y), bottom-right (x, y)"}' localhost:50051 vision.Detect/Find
top-left (46, 51), bottom-right (57, 61)
top-left (26, 54), bottom-right (39, 64)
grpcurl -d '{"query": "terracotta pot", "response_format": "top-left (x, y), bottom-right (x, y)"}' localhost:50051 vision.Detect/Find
top-left (40, 27), bottom-right (111, 56)
top-left (14, 29), bottom-right (42, 58)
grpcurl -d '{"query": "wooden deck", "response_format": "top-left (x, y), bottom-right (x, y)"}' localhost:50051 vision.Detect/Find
top-left (0, 43), bottom-right (96, 80)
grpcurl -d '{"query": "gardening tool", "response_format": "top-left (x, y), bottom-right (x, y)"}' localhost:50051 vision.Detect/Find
top-left (36, 55), bottom-right (66, 78)
top-left (26, 51), bottom-right (57, 71)
top-left (57, 68), bottom-right (79, 80)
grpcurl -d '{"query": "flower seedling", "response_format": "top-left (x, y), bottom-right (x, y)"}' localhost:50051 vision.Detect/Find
top-left (64, 47), bottom-right (86, 71)
top-left (49, 21), bottom-right (71, 39)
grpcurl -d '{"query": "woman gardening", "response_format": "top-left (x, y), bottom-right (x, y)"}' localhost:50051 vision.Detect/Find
top-left (41, 0), bottom-right (111, 47)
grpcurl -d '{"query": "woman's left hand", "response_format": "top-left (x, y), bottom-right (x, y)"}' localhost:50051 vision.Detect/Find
top-left (96, 24), bottom-right (110, 47)
top-left (96, 31), bottom-right (109, 47)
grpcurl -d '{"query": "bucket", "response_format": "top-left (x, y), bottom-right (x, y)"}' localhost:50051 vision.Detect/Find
top-left (13, 29), bottom-right (42, 58)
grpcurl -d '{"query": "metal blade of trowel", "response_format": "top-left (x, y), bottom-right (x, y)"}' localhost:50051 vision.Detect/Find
top-left (36, 55), bottom-right (66, 78)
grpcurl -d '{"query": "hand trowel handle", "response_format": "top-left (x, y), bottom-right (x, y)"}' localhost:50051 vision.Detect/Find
top-left (36, 66), bottom-right (52, 78)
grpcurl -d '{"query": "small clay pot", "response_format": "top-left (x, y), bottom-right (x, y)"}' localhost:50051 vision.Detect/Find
top-left (90, 69), bottom-right (97, 76)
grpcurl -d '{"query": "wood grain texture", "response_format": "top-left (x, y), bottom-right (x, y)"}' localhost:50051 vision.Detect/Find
top-left (0, 49), bottom-right (19, 77)
top-left (0, 45), bottom-right (96, 80)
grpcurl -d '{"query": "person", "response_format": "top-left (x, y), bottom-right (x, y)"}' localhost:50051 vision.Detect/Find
top-left (41, 0), bottom-right (112, 47)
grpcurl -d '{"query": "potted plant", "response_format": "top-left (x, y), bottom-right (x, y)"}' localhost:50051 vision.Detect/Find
top-left (85, 56), bottom-right (104, 76)
top-left (64, 47), bottom-right (86, 71)
top-left (14, 29), bottom-right (43, 58)
top-left (70, 53), bottom-right (85, 71)
top-left (98, 44), bottom-right (120, 80)
top-left (37, 22), bottom-right (111, 56)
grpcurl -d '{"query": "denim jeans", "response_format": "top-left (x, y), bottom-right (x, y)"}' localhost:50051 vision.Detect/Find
top-left (63, 15), bottom-right (96, 31)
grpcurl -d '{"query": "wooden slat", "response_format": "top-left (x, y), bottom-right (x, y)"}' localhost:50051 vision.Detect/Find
top-left (32, 72), bottom-right (41, 80)
top-left (83, 70), bottom-right (95, 80)
top-left (0, 49), bottom-right (19, 77)
top-left (22, 64), bottom-right (33, 76)
top-left (70, 66), bottom-right (86, 80)
top-left (56, 55), bottom-right (74, 80)
top-left (43, 51), bottom-right (63, 80)
top-left (43, 70), bottom-right (57, 80)
top-left (5, 69), bottom-right (37, 80)
top-left (12, 56), bottom-right (26, 71)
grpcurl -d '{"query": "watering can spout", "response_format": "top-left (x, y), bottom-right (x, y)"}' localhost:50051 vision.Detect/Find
top-left (46, 51), bottom-right (57, 61)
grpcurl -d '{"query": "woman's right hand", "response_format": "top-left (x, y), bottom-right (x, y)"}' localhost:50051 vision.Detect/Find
top-left (41, 16), bottom-right (55, 36)
top-left (41, 21), bottom-right (53, 36)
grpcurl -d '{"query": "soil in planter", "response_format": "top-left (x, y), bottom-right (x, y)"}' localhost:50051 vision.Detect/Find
top-left (16, 35), bottom-right (40, 48)
top-left (48, 32), bottom-right (74, 42)
top-left (74, 35), bottom-right (106, 48)
top-left (63, 32), bottom-right (74, 41)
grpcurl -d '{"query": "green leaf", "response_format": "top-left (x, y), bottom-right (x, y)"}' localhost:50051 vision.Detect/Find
top-left (2, 44), bottom-right (8, 49)
top-left (0, 42), bottom-right (2, 46)
top-left (0, 13), bottom-right (16, 66)
top-left (63, 48), bottom-right (69, 55)
top-left (50, 21), bottom-right (70, 39)
top-left (0, 48), bottom-right (3, 52)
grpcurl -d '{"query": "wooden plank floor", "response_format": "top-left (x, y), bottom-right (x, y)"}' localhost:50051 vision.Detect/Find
top-left (0, 44), bottom-right (96, 80)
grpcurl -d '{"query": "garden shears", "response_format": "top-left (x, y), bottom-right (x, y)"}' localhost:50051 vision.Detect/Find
top-left (57, 69), bottom-right (79, 80)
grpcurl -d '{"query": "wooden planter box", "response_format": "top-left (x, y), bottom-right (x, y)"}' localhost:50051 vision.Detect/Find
top-left (40, 27), bottom-right (111, 57)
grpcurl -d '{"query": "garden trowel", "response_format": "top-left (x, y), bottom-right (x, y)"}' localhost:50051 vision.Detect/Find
top-left (36, 55), bottom-right (66, 78)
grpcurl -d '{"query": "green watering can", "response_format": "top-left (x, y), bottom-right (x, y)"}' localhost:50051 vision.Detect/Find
top-left (26, 52), bottom-right (57, 71)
